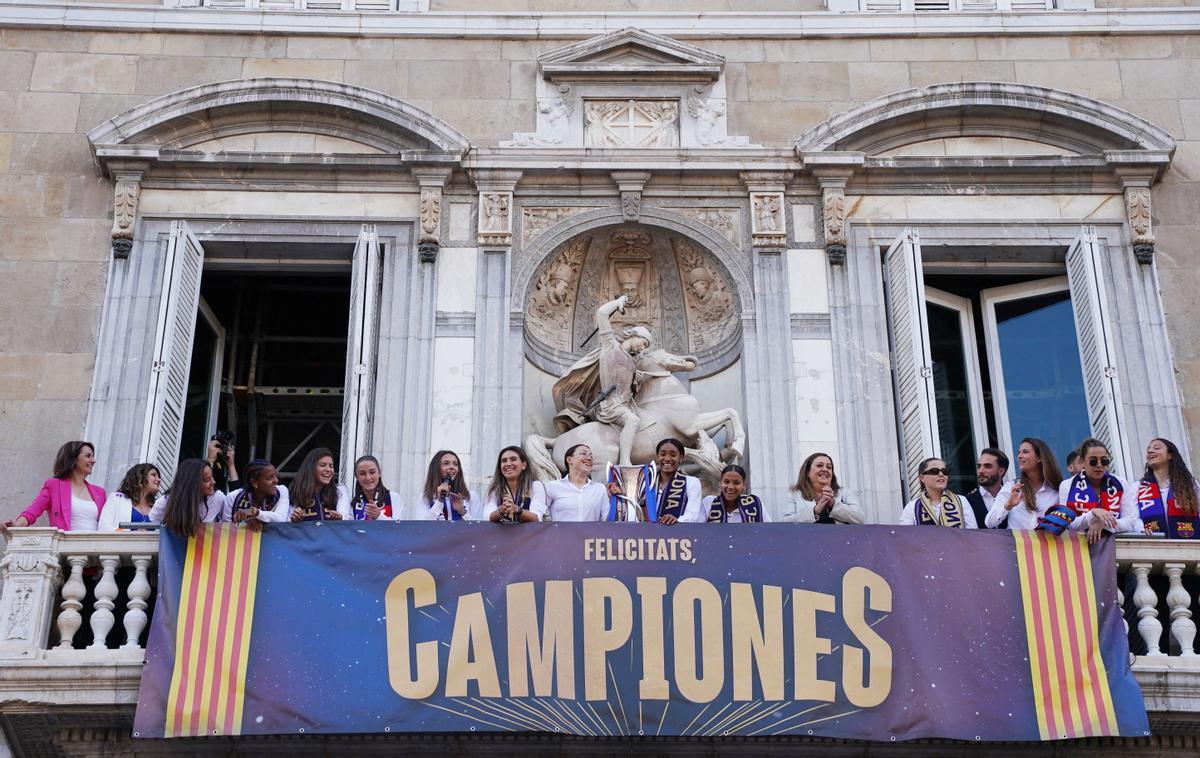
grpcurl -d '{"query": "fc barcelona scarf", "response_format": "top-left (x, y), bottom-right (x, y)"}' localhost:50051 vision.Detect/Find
top-left (1065, 473), bottom-right (1122, 517)
top-left (657, 473), bottom-right (690, 520)
top-left (352, 489), bottom-right (392, 521)
top-left (916, 491), bottom-right (966, 528)
top-left (707, 494), bottom-right (764, 523)
top-left (1137, 479), bottom-right (1198, 539)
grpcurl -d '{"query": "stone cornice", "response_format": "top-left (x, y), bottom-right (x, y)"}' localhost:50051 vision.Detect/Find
top-left (0, 2), bottom-right (1199, 38)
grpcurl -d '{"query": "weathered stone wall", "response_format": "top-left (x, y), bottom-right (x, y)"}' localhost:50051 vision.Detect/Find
top-left (1, 25), bottom-right (1198, 516)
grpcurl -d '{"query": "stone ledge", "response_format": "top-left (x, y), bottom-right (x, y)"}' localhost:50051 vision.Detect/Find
top-left (0, 2), bottom-right (1198, 39)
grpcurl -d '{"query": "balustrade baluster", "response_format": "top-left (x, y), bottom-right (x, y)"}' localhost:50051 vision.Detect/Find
top-left (87, 555), bottom-right (120, 650)
top-left (121, 555), bottom-right (153, 649)
top-left (56, 556), bottom-right (88, 649)
top-left (1131, 562), bottom-right (1164, 656)
top-left (1164, 562), bottom-right (1196, 657)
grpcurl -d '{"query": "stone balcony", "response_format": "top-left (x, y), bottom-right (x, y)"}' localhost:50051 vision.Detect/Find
top-left (1, 528), bottom-right (1199, 755)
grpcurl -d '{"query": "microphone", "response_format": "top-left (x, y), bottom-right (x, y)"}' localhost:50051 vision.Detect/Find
top-left (441, 476), bottom-right (454, 520)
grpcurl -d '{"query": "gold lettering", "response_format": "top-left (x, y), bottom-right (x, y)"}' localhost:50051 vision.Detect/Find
top-left (679, 539), bottom-right (692, 562)
top-left (583, 577), bottom-right (633, 700)
top-left (445, 592), bottom-right (501, 698)
top-left (506, 581), bottom-right (575, 698)
top-left (672, 578), bottom-right (724, 703)
top-left (842, 567), bottom-right (893, 708)
top-left (636, 577), bottom-right (669, 700)
top-left (730, 583), bottom-right (784, 701)
top-left (384, 568), bottom-right (440, 699)
top-left (792, 588), bottom-right (837, 702)
top-left (585, 539), bottom-right (595, 561)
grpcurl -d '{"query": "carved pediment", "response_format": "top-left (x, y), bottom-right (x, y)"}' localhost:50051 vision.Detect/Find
top-left (539, 28), bottom-right (724, 84)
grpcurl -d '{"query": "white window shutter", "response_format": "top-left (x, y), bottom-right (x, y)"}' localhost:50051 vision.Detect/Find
top-left (340, 224), bottom-right (382, 487)
top-left (885, 228), bottom-right (940, 497)
top-left (140, 221), bottom-right (205, 486)
top-left (1066, 226), bottom-right (1131, 476)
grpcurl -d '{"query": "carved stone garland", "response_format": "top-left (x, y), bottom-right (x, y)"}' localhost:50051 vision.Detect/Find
top-left (110, 175), bottom-right (141, 259)
top-left (1125, 186), bottom-right (1154, 264)
top-left (822, 187), bottom-right (848, 265)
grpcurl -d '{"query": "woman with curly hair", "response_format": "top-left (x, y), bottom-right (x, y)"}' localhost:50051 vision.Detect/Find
top-left (98, 463), bottom-right (161, 530)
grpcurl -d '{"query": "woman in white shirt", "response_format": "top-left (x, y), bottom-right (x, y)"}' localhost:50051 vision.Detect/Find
top-left (288, 447), bottom-right (351, 522)
top-left (791, 452), bottom-right (865, 525)
top-left (1059, 437), bottom-right (1141, 542)
top-left (160, 459), bottom-right (227, 537)
top-left (987, 437), bottom-right (1063, 530)
top-left (702, 465), bottom-right (769, 523)
top-left (900, 457), bottom-right (976, 528)
top-left (607, 438), bottom-right (704, 523)
top-left (350, 455), bottom-right (396, 521)
top-left (416, 449), bottom-right (479, 521)
top-left (1139, 437), bottom-right (1200, 539)
top-left (483, 446), bottom-right (546, 523)
top-left (542, 444), bottom-right (608, 522)
top-left (98, 463), bottom-right (161, 531)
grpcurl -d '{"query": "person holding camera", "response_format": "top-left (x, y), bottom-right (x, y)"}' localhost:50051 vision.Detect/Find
top-left (208, 431), bottom-right (239, 493)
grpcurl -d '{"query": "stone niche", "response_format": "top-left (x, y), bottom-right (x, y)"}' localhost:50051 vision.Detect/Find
top-left (524, 224), bottom-right (741, 379)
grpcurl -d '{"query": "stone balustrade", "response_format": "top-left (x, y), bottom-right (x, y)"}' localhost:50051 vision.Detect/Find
top-left (0, 529), bottom-right (1198, 716)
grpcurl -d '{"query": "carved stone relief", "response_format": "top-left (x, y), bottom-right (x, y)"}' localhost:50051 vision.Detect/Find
top-left (5, 581), bottom-right (35, 641)
top-left (526, 236), bottom-right (590, 353)
top-left (1124, 185), bottom-right (1154, 263)
top-left (750, 191), bottom-right (787, 248)
top-left (686, 96), bottom-right (751, 148)
top-left (822, 187), bottom-right (848, 264)
top-left (672, 237), bottom-right (737, 352)
top-left (674, 207), bottom-right (740, 245)
top-left (479, 191), bottom-right (513, 246)
top-left (521, 206), bottom-right (602, 245)
top-left (525, 224), bottom-right (741, 377)
top-left (584, 100), bottom-right (679, 148)
top-left (503, 95), bottom-right (574, 147)
top-left (111, 177), bottom-right (140, 259)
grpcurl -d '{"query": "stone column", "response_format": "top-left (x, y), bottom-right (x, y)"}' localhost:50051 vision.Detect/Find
top-left (373, 196), bottom-right (444, 508)
top-left (740, 172), bottom-right (797, 515)
top-left (471, 170), bottom-right (523, 482)
top-left (0, 528), bottom-right (63, 659)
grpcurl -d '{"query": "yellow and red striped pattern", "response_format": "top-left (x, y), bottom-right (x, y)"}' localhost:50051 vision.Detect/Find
top-left (163, 524), bottom-right (262, 737)
top-left (1012, 530), bottom-right (1118, 740)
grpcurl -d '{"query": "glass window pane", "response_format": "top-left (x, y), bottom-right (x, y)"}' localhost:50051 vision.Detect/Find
top-left (927, 302), bottom-right (976, 494)
top-left (994, 292), bottom-right (1090, 466)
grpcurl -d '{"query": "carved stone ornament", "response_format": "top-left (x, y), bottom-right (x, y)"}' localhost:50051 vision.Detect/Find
top-left (521, 206), bottom-right (602, 245)
top-left (1125, 186), bottom-right (1154, 264)
top-left (686, 96), bottom-right (751, 148)
top-left (111, 178), bottom-right (140, 259)
top-left (419, 187), bottom-right (441, 263)
top-left (584, 100), bottom-right (679, 148)
top-left (504, 96), bottom-right (575, 147)
top-left (822, 187), bottom-right (848, 265)
top-left (478, 191), bottom-right (513, 246)
top-left (4, 581), bottom-right (36, 641)
top-left (527, 236), bottom-right (590, 352)
top-left (602, 229), bottom-right (660, 336)
top-left (672, 237), bottom-right (737, 352)
top-left (750, 191), bottom-right (786, 247)
top-left (621, 191), bottom-right (641, 222)
top-left (674, 207), bottom-right (740, 245)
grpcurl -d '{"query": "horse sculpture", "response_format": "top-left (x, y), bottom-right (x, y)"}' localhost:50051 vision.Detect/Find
top-left (525, 347), bottom-right (745, 488)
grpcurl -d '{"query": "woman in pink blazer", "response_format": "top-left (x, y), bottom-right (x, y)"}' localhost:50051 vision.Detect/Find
top-left (3, 441), bottom-right (108, 532)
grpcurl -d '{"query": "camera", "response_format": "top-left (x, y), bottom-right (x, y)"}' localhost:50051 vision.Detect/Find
top-left (211, 430), bottom-right (235, 470)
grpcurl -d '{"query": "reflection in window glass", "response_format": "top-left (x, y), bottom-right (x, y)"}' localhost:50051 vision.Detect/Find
top-left (927, 303), bottom-right (977, 494)
top-left (994, 292), bottom-right (1090, 466)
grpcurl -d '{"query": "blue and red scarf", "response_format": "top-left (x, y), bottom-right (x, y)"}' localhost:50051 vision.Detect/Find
top-left (1064, 472), bottom-right (1122, 517)
top-left (1137, 479), bottom-right (1198, 539)
top-left (352, 489), bottom-right (392, 521)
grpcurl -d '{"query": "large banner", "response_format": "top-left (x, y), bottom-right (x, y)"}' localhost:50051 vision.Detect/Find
top-left (134, 523), bottom-right (1148, 741)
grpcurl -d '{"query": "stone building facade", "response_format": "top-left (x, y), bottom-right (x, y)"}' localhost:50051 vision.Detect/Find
top-left (0, 0), bottom-right (1197, 523)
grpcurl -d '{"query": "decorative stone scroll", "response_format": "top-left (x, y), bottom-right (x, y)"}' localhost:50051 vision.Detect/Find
top-left (750, 192), bottom-right (786, 248)
top-left (527, 236), bottom-right (590, 353)
top-left (584, 100), bottom-right (679, 148)
top-left (672, 237), bottom-right (737, 352)
top-left (822, 187), bottom-right (848, 264)
top-left (110, 175), bottom-right (141, 259)
top-left (418, 187), bottom-right (441, 263)
top-left (522, 206), bottom-right (601, 245)
top-left (1125, 186), bottom-right (1154, 264)
top-left (674, 207), bottom-right (739, 245)
top-left (478, 191), bottom-right (513, 246)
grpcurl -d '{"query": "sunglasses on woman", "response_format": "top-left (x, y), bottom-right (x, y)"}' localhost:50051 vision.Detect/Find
top-left (1088, 456), bottom-right (1111, 467)
top-left (921, 467), bottom-right (949, 477)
